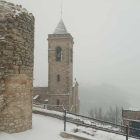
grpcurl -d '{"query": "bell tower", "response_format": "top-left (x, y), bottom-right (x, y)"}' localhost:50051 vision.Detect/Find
top-left (47, 19), bottom-right (74, 111)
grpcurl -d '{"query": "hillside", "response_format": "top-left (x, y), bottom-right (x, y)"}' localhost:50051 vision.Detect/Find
top-left (79, 83), bottom-right (132, 115)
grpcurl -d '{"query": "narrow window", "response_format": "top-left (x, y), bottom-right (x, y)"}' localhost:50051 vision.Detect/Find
top-left (57, 99), bottom-right (59, 106)
top-left (56, 47), bottom-right (62, 61)
top-left (57, 74), bottom-right (60, 82)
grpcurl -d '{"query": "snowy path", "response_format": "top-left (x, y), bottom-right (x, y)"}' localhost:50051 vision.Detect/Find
top-left (0, 114), bottom-right (75, 140)
top-left (0, 114), bottom-right (136, 140)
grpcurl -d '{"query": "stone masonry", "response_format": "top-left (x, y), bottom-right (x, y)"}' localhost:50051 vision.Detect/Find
top-left (0, 1), bottom-right (34, 133)
top-left (122, 109), bottom-right (140, 126)
top-left (33, 20), bottom-right (80, 114)
top-left (122, 109), bottom-right (140, 135)
top-left (46, 22), bottom-right (79, 113)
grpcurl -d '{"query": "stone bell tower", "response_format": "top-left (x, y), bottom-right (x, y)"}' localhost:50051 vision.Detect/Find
top-left (46, 19), bottom-right (78, 112)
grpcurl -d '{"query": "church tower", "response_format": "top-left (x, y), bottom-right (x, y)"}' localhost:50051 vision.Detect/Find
top-left (47, 19), bottom-right (79, 113)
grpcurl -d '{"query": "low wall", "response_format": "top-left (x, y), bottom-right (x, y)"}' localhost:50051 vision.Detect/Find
top-left (33, 104), bottom-right (44, 109)
top-left (33, 107), bottom-right (84, 123)
top-left (32, 107), bottom-right (120, 133)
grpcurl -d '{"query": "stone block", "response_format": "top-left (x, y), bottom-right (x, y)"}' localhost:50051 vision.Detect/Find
top-left (0, 126), bottom-right (5, 131)
top-left (3, 50), bottom-right (13, 55)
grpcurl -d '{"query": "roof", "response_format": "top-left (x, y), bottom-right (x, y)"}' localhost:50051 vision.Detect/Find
top-left (33, 95), bottom-right (39, 100)
top-left (44, 99), bottom-right (48, 102)
top-left (124, 108), bottom-right (140, 112)
top-left (54, 19), bottom-right (68, 34)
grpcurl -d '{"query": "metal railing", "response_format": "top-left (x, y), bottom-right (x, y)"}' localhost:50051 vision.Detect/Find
top-left (64, 110), bottom-right (140, 140)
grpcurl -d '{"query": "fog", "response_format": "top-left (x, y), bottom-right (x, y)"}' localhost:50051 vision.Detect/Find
top-left (7, 0), bottom-right (140, 113)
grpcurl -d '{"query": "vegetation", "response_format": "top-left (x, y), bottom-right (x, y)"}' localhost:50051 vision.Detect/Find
top-left (88, 106), bottom-right (122, 125)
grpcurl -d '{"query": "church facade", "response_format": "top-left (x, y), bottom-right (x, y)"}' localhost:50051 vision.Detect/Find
top-left (33, 19), bottom-right (80, 113)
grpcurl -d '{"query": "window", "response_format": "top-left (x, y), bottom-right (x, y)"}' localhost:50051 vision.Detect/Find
top-left (57, 74), bottom-right (60, 82)
top-left (57, 99), bottom-right (59, 106)
top-left (56, 47), bottom-right (62, 61)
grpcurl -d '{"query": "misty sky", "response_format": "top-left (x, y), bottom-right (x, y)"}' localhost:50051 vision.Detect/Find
top-left (7, 0), bottom-right (140, 96)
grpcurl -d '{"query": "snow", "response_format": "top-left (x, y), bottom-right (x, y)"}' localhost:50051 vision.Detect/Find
top-left (0, 113), bottom-right (136, 140)
top-left (73, 82), bottom-right (76, 87)
top-left (44, 99), bottom-right (48, 101)
top-left (0, 1), bottom-right (34, 18)
top-left (33, 107), bottom-right (121, 131)
top-left (0, 114), bottom-right (72, 140)
top-left (33, 107), bottom-right (83, 120)
top-left (33, 95), bottom-right (39, 100)
top-left (125, 108), bottom-right (140, 112)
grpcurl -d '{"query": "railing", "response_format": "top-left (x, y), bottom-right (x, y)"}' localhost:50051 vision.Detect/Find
top-left (64, 110), bottom-right (140, 140)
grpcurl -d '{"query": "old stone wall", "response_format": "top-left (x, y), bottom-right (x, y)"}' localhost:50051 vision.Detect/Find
top-left (47, 94), bottom-right (70, 111)
top-left (0, 1), bottom-right (34, 133)
top-left (47, 34), bottom-right (74, 112)
top-left (33, 107), bottom-right (120, 134)
top-left (72, 82), bottom-right (79, 114)
top-left (122, 109), bottom-right (140, 120)
top-left (48, 34), bottom-right (73, 95)
top-left (122, 109), bottom-right (140, 134)
top-left (33, 87), bottom-right (48, 103)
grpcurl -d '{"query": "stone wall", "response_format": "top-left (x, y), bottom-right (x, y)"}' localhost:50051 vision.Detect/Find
top-left (0, 1), bottom-right (34, 133)
top-left (33, 107), bottom-right (85, 124)
top-left (47, 94), bottom-right (70, 111)
top-left (47, 33), bottom-right (77, 112)
top-left (48, 34), bottom-right (74, 95)
top-left (72, 82), bottom-right (79, 114)
top-left (33, 87), bottom-right (48, 103)
top-left (33, 107), bottom-right (120, 134)
top-left (122, 109), bottom-right (140, 121)
top-left (122, 109), bottom-right (140, 134)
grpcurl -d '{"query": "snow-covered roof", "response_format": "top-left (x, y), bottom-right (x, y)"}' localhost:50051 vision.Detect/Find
top-left (33, 95), bottom-right (39, 100)
top-left (53, 19), bottom-right (68, 34)
top-left (44, 99), bottom-right (48, 102)
top-left (124, 108), bottom-right (140, 112)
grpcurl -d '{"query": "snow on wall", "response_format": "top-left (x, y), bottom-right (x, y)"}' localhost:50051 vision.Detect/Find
top-left (33, 107), bottom-right (120, 132)
top-left (124, 108), bottom-right (140, 112)
top-left (0, 1), bottom-right (34, 18)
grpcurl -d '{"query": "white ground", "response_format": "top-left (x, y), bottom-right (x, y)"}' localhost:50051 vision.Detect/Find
top-left (0, 114), bottom-right (136, 140)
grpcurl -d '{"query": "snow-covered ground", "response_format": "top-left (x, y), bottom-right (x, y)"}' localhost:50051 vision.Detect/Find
top-left (33, 107), bottom-right (120, 131)
top-left (0, 114), bottom-right (136, 140)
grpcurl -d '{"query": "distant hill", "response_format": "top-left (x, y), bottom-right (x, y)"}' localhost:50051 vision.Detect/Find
top-left (79, 83), bottom-right (131, 115)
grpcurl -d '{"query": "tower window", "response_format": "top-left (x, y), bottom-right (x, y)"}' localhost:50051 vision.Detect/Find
top-left (57, 74), bottom-right (60, 82)
top-left (57, 99), bottom-right (60, 106)
top-left (56, 47), bottom-right (62, 61)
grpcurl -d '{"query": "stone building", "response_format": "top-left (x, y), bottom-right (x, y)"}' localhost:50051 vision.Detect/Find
top-left (0, 1), bottom-right (34, 133)
top-left (122, 108), bottom-right (140, 137)
top-left (33, 19), bottom-right (80, 113)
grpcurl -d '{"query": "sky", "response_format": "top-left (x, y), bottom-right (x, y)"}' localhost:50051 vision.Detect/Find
top-left (6, 0), bottom-right (140, 96)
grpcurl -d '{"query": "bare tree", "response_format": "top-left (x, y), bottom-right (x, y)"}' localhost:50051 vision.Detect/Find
top-left (88, 106), bottom-right (103, 120)
top-left (88, 106), bottom-right (122, 125)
